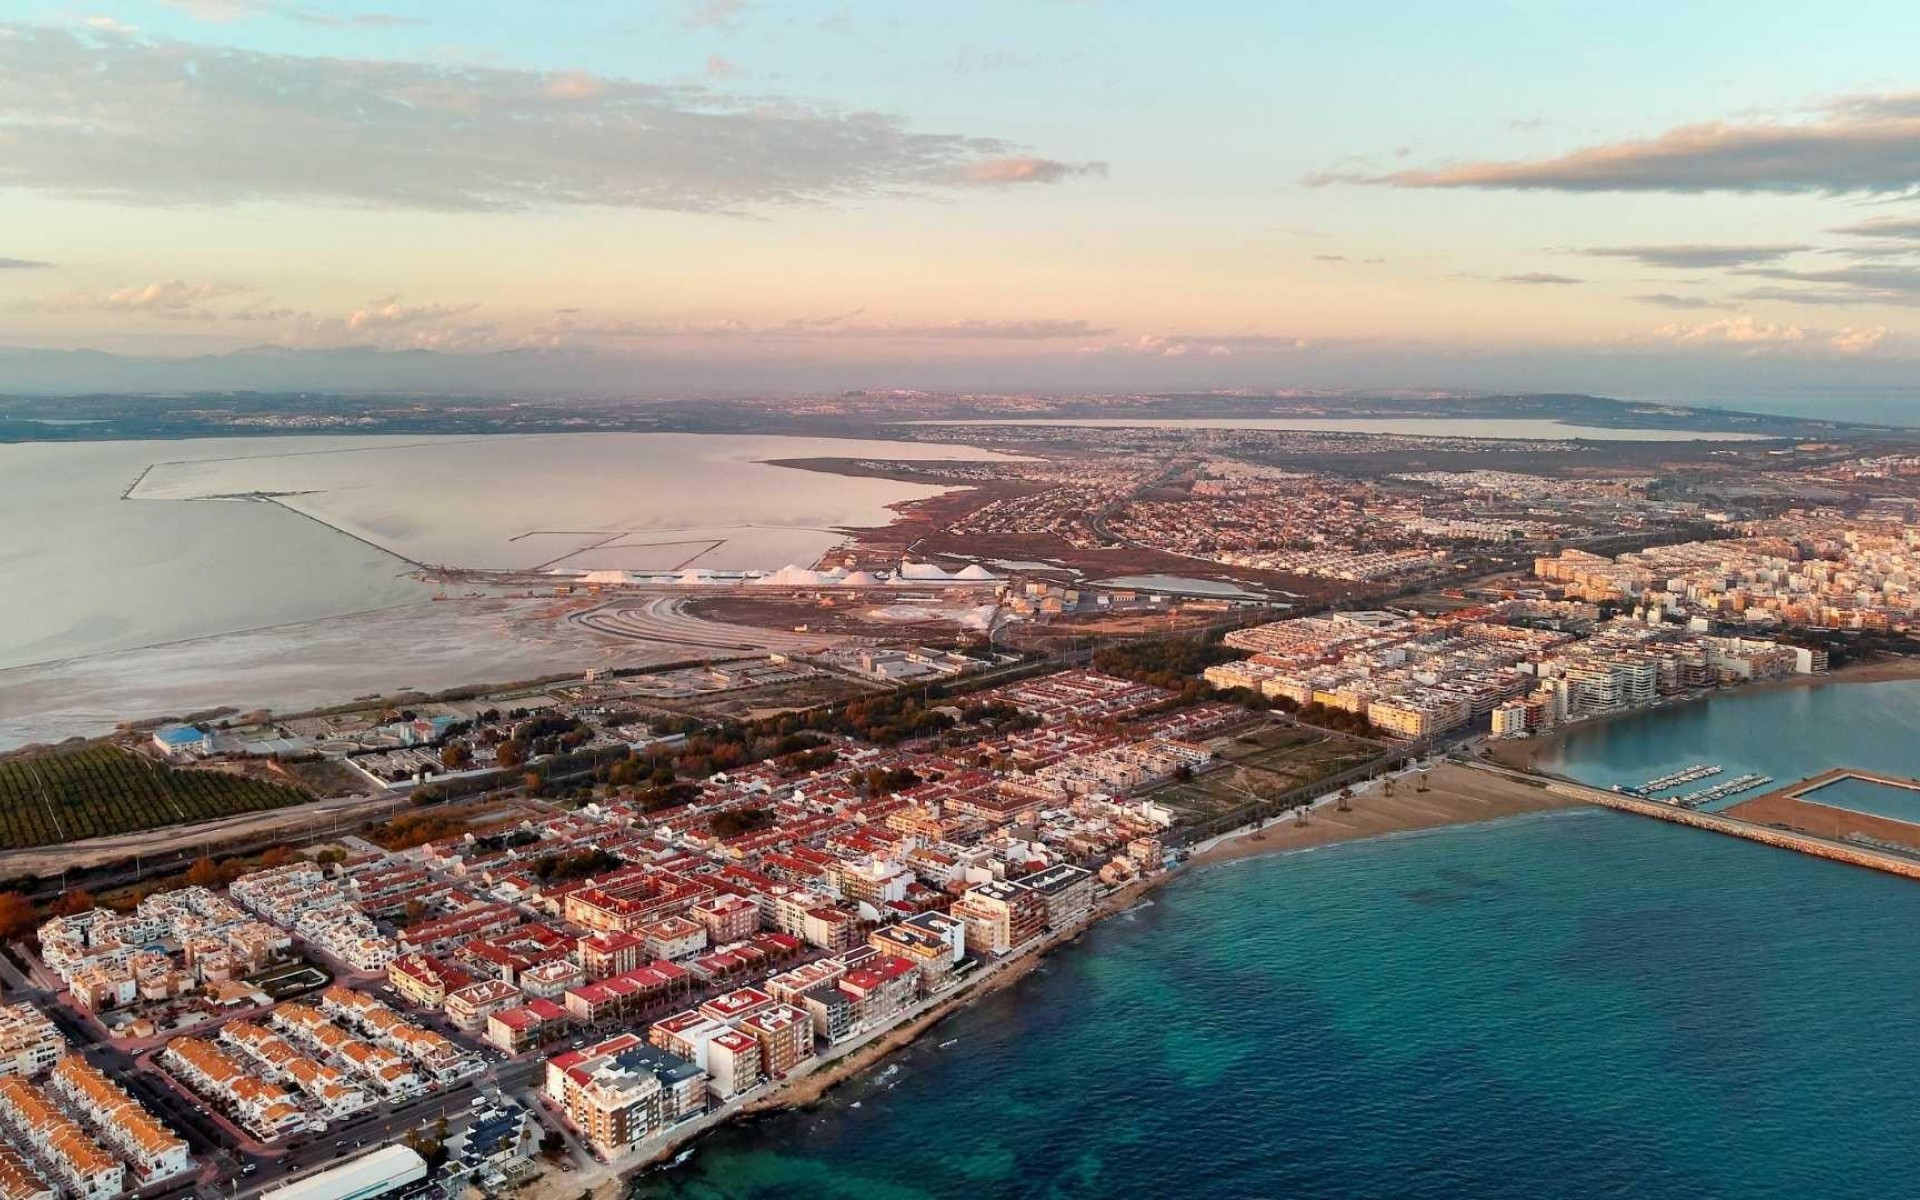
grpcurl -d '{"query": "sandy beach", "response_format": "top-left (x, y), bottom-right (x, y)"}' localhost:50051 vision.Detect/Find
top-left (1186, 762), bottom-right (1582, 865)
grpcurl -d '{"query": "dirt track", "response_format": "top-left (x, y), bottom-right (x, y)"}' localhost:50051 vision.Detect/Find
top-left (0, 790), bottom-right (414, 878)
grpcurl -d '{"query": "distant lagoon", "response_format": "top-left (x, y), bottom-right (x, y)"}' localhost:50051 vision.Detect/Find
top-left (907, 416), bottom-right (1768, 441)
top-left (0, 432), bottom-right (1019, 672)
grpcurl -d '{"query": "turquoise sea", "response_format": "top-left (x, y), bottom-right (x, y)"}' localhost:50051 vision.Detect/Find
top-left (634, 805), bottom-right (1920, 1199)
top-left (629, 682), bottom-right (1920, 1198)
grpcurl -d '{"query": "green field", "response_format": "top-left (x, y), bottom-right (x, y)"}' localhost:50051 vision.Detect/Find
top-left (0, 744), bottom-right (310, 850)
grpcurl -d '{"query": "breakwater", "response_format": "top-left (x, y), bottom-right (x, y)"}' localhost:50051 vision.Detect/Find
top-left (1472, 764), bottom-right (1920, 881)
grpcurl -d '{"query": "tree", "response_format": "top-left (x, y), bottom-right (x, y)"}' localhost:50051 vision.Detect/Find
top-left (496, 741), bottom-right (526, 769)
top-left (441, 743), bottom-right (472, 770)
top-left (185, 856), bottom-right (222, 888)
top-left (49, 890), bottom-right (96, 917)
top-left (0, 893), bottom-right (38, 941)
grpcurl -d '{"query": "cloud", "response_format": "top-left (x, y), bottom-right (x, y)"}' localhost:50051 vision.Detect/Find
top-left (1497, 272), bottom-right (1581, 285)
top-left (1830, 325), bottom-right (1888, 353)
top-left (683, 0), bottom-right (745, 29)
top-left (84, 16), bottom-right (138, 33)
top-left (1312, 92), bottom-right (1920, 194)
top-left (277, 7), bottom-right (419, 27)
top-left (1654, 316), bottom-right (1805, 345)
top-left (1733, 262), bottom-right (1920, 305)
top-left (1829, 216), bottom-right (1920, 241)
top-left (342, 295), bottom-right (478, 332)
top-left (704, 54), bottom-right (742, 80)
top-left (1734, 285), bottom-right (1916, 307)
top-left (0, 257), bottom-right (54, 270)
top-left (540, 71), bottom-right (604, 100)
top-left (101, 280), bottom-right (252, 312)
top-left (158, 0), bottom-right (256, 17)
top-left (946, 156), bottom-right (1108, 186)
top-left (553, 314), bottom-right (1112, 342)
top-left (25, 279), bottom-right (254, 320)
top-left (1582, 243), bottom-right (1810, 269)
top-left (160, 0), bottom-right (419, 25)
top-left (1080, 332), bottom-right (1332, 358)
top-left (0, 23), bottom-right (1092, 213)
top-left (1632, 293), bottom-right (1730, 311)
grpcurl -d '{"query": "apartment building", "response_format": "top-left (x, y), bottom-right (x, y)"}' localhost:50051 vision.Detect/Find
top-left (445, 980), bottom-right (523, 1032)
top-left (545, 1035), bottom-right (704, 1159)
top-left (0, 1142), bottom-right (53, 1200)
top-left (868, 923), bottom-right (959, 990)
top-left (0, 1008), bottom-right (62, 1081)
top-left (485, 999), bottom-right (570, 1055)
top-left (950, 880), bottom-right (1046, 956)
top-left (703, 1030), bottom-right (763, 1099)
top-left (48, 1057), bottom-right (192, 1183)
top-left (833, 955), bottom-right (914, 1028)
top-left (0, 1078), bottom-right (123, 1200)
top-left (1018, 864), bottom-right (1095, 931)
top-left (690, 896), bottom-right (761, 945)
top-left (737, 1004), bottom-right (813, 1079)
top-left (161, 1037), bottom-right (312, 1141)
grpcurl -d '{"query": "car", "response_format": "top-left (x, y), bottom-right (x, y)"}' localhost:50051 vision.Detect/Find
top-left (241, 1164), bottom-right (257, 1176)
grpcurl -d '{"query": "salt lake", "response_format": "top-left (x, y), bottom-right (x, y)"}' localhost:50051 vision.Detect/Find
top-left (0, 433), bottom-right (1019, 672)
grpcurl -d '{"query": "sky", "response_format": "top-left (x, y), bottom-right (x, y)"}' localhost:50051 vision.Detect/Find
top-left (4, 0), bottom-right (1920, 402)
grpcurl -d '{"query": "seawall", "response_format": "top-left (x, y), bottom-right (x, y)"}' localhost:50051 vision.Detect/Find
top-left (1463, 762), bottom-right (1920, 881)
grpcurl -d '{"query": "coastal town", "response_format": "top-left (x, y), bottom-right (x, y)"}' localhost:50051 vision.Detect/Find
top-left (4, 414), bottom-right (1920, 1200)
top-left (0, 538), bottom-right (1912, 1200)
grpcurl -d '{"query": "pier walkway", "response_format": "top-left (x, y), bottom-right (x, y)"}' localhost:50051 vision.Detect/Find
top-left (1461, 760), bottom-right (1920, 881)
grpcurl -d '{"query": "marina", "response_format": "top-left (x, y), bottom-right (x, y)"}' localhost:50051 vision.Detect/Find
top-left (1608, 765), bottom-right (1772, 808)
top-left (1669, 773), bottom-right (1773, 809)
top-left (1637, 764), bottom-right (1721, 793)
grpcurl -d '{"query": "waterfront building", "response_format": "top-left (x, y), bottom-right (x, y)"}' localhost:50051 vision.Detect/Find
top-left (545, 1036), bottom-right (703, 1158)
top-left (950, 880), bottom-right (1047, 956)
top-left (1018, 863), bottom-right (1096, 930)
top-left (703, 1030), bottom-right (764, 1099)
top-left (869, 923), bottom-right (959, 989)
top-left (795, 982), bottom-right (857, 1045)
top-left (737, 1004), bottom-right (814, 1079)
top-left (838, 956), bottom-right (919, 1030)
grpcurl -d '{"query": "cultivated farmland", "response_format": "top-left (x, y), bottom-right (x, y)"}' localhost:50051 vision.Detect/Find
top-left (0, 745), bottom-right (309, 849)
